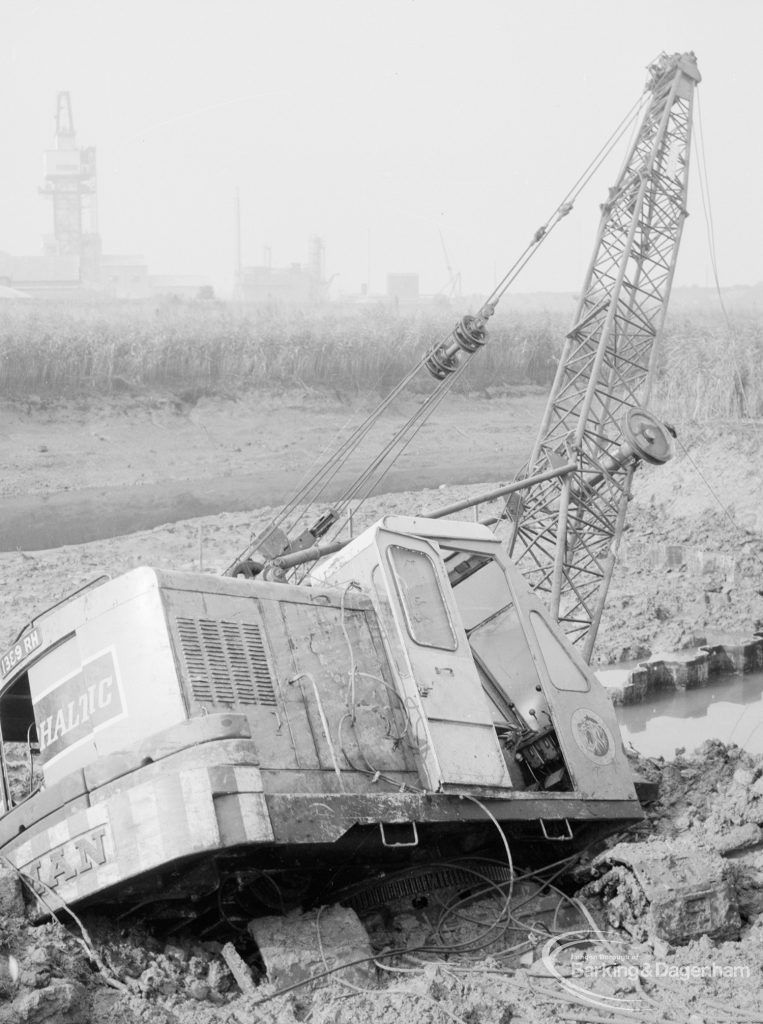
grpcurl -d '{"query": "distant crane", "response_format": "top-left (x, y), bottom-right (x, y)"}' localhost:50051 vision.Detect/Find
top-left (437, 229), bottom-right (461, 299)
top-left (40, 92), bottom-right (100, 274)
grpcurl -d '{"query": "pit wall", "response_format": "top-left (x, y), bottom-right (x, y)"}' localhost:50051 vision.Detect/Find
top-left (595, 633), bottom-right (763, 706)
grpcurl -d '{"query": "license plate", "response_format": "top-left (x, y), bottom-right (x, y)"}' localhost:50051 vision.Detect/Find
top-left (1, 627), bottom-right (43, 679)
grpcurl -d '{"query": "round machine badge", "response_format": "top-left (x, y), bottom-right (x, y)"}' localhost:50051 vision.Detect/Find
top-left (570, 708), bottom-right (616, 766)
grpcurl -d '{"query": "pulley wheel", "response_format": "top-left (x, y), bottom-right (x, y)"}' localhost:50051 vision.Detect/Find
top-left (622, 408), bottom-right (674, 465)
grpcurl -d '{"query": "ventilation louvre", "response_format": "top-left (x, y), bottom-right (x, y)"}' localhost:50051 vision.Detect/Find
top-left (176, 617), bottom-right (276, 706)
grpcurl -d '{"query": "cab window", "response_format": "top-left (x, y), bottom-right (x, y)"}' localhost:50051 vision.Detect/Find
top-left (0, 671), bottom-right (41, 810)
top-left (387, 545), bottom-right (457, 651)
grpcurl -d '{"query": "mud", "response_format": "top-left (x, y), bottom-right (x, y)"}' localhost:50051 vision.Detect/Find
top-left (0, 388), bottom-right (544, 551)
top-left (0, 742), bottom-right (761, 1023)
top-left (1, 399), bottom-right (763, 1020)
top-left (0, 460), bottom-right (513, 551)
top-left (2, 393), bottom-right (761, 670)
top-left (596, 423), bottom-right (763, 664)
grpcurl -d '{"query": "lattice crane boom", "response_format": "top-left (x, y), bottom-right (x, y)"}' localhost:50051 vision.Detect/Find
top-left (506, 51), bottom-right (701, 659)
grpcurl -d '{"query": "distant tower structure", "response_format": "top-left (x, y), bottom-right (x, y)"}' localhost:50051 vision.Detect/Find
top-left (40, 92), bottom-right (101, 279)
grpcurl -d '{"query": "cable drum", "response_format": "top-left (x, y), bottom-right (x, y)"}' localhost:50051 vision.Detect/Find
top-left (621, 409), bottom-right (675, 466)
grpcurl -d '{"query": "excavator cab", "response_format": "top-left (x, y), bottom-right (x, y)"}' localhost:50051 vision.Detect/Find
top-left (312, 515), bottom-right (637, 803)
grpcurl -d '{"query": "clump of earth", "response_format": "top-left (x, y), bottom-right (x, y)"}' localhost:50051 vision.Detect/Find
top-left (595, 424), bottom-right (763, 663)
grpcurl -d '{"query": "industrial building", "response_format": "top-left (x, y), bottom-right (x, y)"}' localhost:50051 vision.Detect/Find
top-left (2, 94), bottom-right (427, 307)
top-left (4, 93), bottom-right (212, 302)
top-left (236, 234), bottom-right (329, 306)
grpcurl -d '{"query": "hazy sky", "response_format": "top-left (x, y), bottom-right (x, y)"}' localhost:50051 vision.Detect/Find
top-left (2, 0), bottom-right (762, 297)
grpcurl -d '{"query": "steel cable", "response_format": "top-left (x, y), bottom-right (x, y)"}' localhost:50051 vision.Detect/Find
top-left (227, 91), bottom-right (647, 574)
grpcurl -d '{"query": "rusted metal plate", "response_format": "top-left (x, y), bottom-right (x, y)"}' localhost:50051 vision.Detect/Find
top-left (265, 792), bottom-right (642, 844)
top-left (277, 599), bottom-right (416, 776)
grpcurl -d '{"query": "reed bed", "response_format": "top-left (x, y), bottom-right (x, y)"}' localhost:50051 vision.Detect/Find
top-left (0, 299), bottom-right (760, 420)
top-left (651, 310), bottom-right (763, 421)
top-left (0, 300), bottom-right (562, 396)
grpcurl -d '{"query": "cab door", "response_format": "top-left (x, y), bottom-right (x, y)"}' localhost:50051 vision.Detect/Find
top-left (376, 531), bottom-right (510, 789)
top-left (497, 554), bottom-right (637, 801)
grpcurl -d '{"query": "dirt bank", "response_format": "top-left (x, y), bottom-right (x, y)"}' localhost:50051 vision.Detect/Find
top-left (2, 406), bottom-right (760, 665)
top-left (596, 423), bottom-right (763, 663)
top-left (0, 387), bottom-right (545, 550)
top-left (0, 480), bottom-right (507, 650)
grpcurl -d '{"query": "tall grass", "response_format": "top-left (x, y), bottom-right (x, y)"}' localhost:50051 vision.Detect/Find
top-left (0, 298), bottom-right (760, 419)
top-left (652, 311), bottom-right (763, 421)
top-left (0, 300), bottom-right (563, 396)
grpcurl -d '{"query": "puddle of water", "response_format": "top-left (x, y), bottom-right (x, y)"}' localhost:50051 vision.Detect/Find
top-left (616, 671), bottom-right (763, 758)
